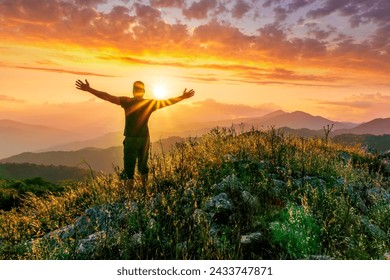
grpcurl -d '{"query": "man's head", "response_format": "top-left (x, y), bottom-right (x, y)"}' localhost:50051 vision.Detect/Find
top-left (133, 81), bottom-right (145, 98)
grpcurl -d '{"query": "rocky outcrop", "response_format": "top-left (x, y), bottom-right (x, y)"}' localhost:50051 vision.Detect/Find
top-left (33, 175), bottom-right (263, 258)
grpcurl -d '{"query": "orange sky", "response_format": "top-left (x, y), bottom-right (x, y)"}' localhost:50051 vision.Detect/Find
top-left (1, 0), bottom-right (390, 139)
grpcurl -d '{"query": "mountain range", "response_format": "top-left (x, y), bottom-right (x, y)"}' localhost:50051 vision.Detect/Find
top-left (1, 110), bottom-right (390, 164)
top-left (0, 119), bottom-right (82, 159)
top-left (0, 137), bottom-right (184, 174)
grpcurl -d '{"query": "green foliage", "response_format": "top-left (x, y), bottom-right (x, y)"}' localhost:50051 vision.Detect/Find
top-left (333, 134), bottom-right (390, 153)
top-left (0, 162), bottom-right (90, 183)
top-left (270, 203), bottom-right (321, 259)
top-left (0, 127), bottom-right (389, 260)
top-left (0, 177), bottom-right (65, 211)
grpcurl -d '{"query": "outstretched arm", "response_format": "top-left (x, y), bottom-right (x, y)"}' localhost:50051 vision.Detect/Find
top-left (158, 88), bottom-right (195, 108)
top-left (75, 79), bottom-right (120, 105)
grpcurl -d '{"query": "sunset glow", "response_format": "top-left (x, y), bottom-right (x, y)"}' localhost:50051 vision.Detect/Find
top-left (153, 85), bottom-right (168, 100)
top-left (1, 0), bottom-right (390, 139)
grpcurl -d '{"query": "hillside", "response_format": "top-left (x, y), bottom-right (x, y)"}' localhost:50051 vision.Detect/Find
top-left (245, 111), bottom-right (353, 130)
top-left (3, 130), bottom-right (390, 179)
top-left (334, 118), bottom-right (390, 135)
top-left (179, 110), bottom-right (354, 137)
top-left (0, 127), bottom-right (388, 260)
top-left (0, 119), bottom-right (81, 159)
top-left (0, 137), bottom-right (183, 176)
top-left (0, 163), bottom-right (91, 183)
top-left (37, 132), bottom-right (123, 152)
top-left (333, 134), bottom-right (390, 153)
top-left (0, 147), bottom-right (122, 174)
top-left (3, 112), bottom-right (390, 162)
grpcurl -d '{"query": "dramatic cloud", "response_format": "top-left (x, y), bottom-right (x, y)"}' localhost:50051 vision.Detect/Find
top-left (287, 0), bottom-right (311, 12)
top-left (273, 6), bottom-right (288, 22)
top-left (0, 0), bottom-right (389, 85)
top-left (192, 20), bottom-right (253, 52)
top-left (150, 0), bottom-right (184, 8)
top-left (183, 0), bottom-right (217, 20)
top-left (231, 0), bottom-right (251, 19)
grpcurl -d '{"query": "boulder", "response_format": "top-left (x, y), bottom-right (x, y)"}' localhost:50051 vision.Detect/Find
top-left (77, 231), bottom-right (106, 257)
top-left (240, 232), bottom-right (262, 245)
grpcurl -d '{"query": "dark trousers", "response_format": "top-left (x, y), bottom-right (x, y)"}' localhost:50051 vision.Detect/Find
top-left (122, 136), bottom-right (150, 180)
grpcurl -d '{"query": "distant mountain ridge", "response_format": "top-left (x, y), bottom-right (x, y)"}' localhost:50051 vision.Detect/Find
top-left (37, 132), bottom-right (123, 152)
top-left (0, 146), bottom-right (123, 174)
top-left (1, 137), bottom-right (184, 174)
top-left (0, 119), bottom-right (81, 159)
top-left (242, 110), bottom-right (355, 130)
top-left (2, 112), bottom-right (390, 161)
top-left (333, 118), bottom-right (390, 135)
top-left (2, 132), bottom-right (390, 178)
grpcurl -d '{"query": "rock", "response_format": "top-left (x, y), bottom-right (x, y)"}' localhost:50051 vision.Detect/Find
top-left (381, 159), bottom-right (390, 175)
top-left (240, 232), bottom-right (262, 245)
top-left (307, 255), bottom-right (334, 260)
top-left (361, 216), bottom-right (386, 239)
top-left (241, 190), bottom-right (258, 208)
top-left (209, 223), bottom-right (220, 236)
top-left (347, 184), bottom-right (368, 214)
top-left (271, 179), bottom-right (286, 196)
top-left (366, 187), bottom-right (390, 204)
top-left (224, 154), bottom-right (237, 162)
top-left (212, 174), bottom-right (243, 192)
top-left (293, 176), bottom-right (326, 189)
top-left (339, 152), bottom-right (352, 164)
top-left (42, 202), bottom-right (136, 244)
top-left (44, 224), bottom-right (76, 242)
top-left (131, 232), bottom-right (143, 245)
top-left (192, 209), bottom-right (205, 222)
top-left (77, 231), bottom-right (106, 257)
top-left (205, 193), bottom-right (234, 216)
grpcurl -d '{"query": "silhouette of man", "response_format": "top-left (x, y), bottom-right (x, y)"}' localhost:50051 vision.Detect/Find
top-left (75, 79), bottom-right (195, 193)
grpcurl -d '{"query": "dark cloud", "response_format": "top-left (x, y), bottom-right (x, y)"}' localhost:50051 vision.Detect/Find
top-left (273, 6), bottom-right (288, 22)
top-left (370, 25), bottom-right (390, 50)
top-left (231, 0), bottom-right (251, 19)
top-left (74, 0), bottom-right (107, 7)
top-left (288, 0), bottom-right (311, 12)
top-left (183, 0), bottom-right (217, 20)
top-left (134, 3), bottom-right (162, 19)
top-left (150, 0), bottom-right (184, 8)
top-left (307, 0), bottom-right (349, 19)
top-left (262, 0), bottom-right (282, 8)
top-left (305, 23), bottom-right (337, 40)
top-left (306, 0), bottom-right (390, 28)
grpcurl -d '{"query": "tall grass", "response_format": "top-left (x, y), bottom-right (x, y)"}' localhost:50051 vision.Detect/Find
top-left (0, 127), bottom-right (389, 259)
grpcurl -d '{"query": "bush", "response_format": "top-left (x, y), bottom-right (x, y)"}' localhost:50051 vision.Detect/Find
top-left (270, 203), bottom-right (321, 259)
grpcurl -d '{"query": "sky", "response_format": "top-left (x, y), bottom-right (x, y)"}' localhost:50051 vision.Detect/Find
top-left (1, 0), bottom-right (390, 139)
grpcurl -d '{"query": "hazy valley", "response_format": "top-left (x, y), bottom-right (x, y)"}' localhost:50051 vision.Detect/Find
top-left (1, 110), bottom-right (390, 181)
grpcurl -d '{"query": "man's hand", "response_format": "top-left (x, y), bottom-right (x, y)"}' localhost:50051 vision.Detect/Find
top-left (182, 88), bottom-right (195, 99)
top-left (75, 79), bottom-right (90, 91)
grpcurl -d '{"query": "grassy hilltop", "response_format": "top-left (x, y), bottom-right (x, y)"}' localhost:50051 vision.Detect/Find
top-left (0, 127), bottom-right (389, 260)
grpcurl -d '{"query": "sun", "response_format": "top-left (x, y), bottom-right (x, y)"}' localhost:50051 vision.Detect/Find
top-left (153, 85), bottom-right (168, 99)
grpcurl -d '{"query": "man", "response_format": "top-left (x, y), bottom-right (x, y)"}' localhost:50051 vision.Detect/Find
top-left (75, 79), bottom-right (195, 193)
